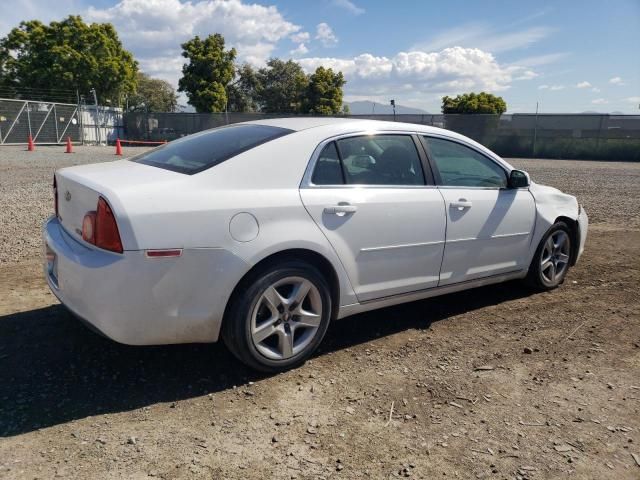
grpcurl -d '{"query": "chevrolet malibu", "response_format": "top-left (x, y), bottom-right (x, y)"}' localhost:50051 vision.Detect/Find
top-left (44, 118), bottom-right (588, 371)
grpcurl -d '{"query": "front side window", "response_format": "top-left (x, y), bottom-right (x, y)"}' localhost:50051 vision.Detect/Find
top-left (336, 135), bottom-right (425, 185)
top-left (424, 137), bottom-right (507, 188)
top-left (132, 124), bottom-right (293, 174)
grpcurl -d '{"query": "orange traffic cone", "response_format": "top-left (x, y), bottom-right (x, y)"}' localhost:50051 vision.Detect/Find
top-left (115, 138), bottom-right (123, 156)
top-left (27, 134), bottom-right (35, 151)
top-left (65, 136), bottom-right (73, 153)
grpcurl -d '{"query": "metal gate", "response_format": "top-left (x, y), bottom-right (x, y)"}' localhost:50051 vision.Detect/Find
top-left (0, 98), bottom-right (82, 145)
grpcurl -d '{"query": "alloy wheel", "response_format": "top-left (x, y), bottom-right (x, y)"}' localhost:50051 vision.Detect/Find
top-left (250, 276), bottom-right (323, 361)
top-left (540, 230), bottom-right (570, 285)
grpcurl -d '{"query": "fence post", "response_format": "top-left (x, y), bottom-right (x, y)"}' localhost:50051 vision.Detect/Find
top-left (53, 105), bottom-right (59, 142)
top-left (596, 114), bottom-right (606, 154)
top-left (26, 101), bottom-right (32, 139)
top-left (532, 103), bottom-right (539, 158)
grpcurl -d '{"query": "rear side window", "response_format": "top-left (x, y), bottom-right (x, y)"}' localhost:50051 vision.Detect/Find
top-left (131, 124), bottom-right (293, 174)
top-left (311, 135), bottom-right (426, 186)
top-left (311, 142), bottom-right (344, 185)
top-left (337, 135), bottom-right (425, 186)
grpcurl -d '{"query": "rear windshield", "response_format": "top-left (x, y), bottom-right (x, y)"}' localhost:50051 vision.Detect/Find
top-left (131, 124), bottom-right (293, 174)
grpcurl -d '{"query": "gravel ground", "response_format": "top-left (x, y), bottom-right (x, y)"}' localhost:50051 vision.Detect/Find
top-left (0, 147), bottom-right (639, 479)
top-left (0, 146), bottom-right (152, 265)
top-left (1, 147), bottom-right (638, 265)
top-left (508, 158), bottom-right (640, 229)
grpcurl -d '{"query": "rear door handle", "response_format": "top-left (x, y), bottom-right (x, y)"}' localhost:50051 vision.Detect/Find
top-left (324, 204), bottom-right (358, 215)
top-left (450, 199), bottom-right (472, 210)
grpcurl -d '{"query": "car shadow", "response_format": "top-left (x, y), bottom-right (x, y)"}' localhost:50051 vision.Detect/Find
top-left (0, 280), bottom-right (533, 437)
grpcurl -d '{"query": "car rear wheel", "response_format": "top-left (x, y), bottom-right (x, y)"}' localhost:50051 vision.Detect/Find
top-left (222, 260), bottom-right (332, 372)
top-left (526, 221), bottom-right (572, 290)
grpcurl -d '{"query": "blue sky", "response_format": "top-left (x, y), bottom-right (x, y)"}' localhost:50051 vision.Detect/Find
top-left (2, 0), bottom-right (639, 112)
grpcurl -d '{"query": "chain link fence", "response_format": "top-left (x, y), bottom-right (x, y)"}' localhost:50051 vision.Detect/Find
top-left (2, 98), bottom-right (638, 160)
top-left (0, 98), bottom-right (125, 145)
top-left (0, 98), bottom-right (82, 145)
top-left (123, 112), bottom-right (640, 161)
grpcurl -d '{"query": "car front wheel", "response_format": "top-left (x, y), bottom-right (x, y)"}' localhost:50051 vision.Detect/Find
top-left (526, 221), bottom-right (572, 290)
top-left (222, 260), bottom-right (332, 372)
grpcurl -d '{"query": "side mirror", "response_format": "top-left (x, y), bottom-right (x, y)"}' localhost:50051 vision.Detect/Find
top-left (508, 169), bottom-right (530, 188)
top-left (353, 155), bottom-right (374, 168)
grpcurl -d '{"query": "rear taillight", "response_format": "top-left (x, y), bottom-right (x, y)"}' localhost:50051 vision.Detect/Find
top-left (82, 197), bottom-right (123, 253)
top-left (96, 197), bottom-right (123, 253)
top-left (53, 175), bottom-right (58, 217)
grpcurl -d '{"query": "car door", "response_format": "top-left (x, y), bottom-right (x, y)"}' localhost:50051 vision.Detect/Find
top-left (421, 135), bottom-right (536, 286)
top-left (300, 133), bottom-right (446, 302)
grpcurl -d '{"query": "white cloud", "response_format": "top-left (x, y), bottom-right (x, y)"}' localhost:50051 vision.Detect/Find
top-left (626, 96), bottom-right (640, 103)
top-left (290, 31), bottom-right (310, 43)
top-left (289, 43), bottom-right (308, 56)
top-left (609, 76), bottom-right (624, 85)
top-left (86, 0), bottom-right (301, 85)
top-left (414, 24), bottom-right (553, 54)
top-left (0, 0), bottom-right (76, 37)
top-left (315, 22), bottom-right (338, 47)
top-left (510, 52), bottom-right (569, 67)
top-left (591, 98), bottom-right (608, 104)
top-left (591, 87), bottom-right (601, 93)
top-left (332, 0), bottom-right (365, 15)
top-left (576, 81), bottom-right (591, 88)
top-left (299, 46), bottom-right (536, 101)
top-left (515, 70), bottom-right (538, 80)
top-left (538, 84), bottom-right (565, 91)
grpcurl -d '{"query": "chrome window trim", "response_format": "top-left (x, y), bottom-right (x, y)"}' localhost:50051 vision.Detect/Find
top-left (300, 129), bottom-right (515, 190)
top-left (420, 132), bottom-right (513, 172)
top-left (301, 130), bottom-right (433, 189)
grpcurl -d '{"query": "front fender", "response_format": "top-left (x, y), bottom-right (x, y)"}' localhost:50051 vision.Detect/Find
top-left (528, 182), bottom-right (580, 261)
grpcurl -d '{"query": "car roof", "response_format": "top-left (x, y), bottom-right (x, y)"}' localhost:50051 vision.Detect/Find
top-left (240, 117), bottom-right (507, 164)
top-left (243, 116), bottom-right (445, 134)
top-left (219, 116), bottom-right (512, 176)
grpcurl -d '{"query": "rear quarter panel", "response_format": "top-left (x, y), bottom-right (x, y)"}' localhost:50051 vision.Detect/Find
top-left (113, 129), bottom-right (359, 308)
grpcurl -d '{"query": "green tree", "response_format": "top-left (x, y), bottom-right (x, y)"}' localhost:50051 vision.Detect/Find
top-left (227, 63), bottom-right (261, 112)
top-left (304, 66), bottom-right (346, 115)
top-left (127, 72), bottom-right (178, 112)
top-left (178, 34), bottom-right (236, 113)
top-left (257, 58), bottom-right (308, 113)
top-left (0, 15), bottom-right (137, 104)
top-left (441, 92), bottom-right (507, 114)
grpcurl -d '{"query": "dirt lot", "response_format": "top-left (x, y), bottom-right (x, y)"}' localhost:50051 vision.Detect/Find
top-left (0, 147), bottom-right (638, 479)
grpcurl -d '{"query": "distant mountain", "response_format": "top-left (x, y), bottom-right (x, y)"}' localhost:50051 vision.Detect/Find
top-left (345, 100), bottom-right (429, 115)
top-left (580, 111), bottom-right (626, 115)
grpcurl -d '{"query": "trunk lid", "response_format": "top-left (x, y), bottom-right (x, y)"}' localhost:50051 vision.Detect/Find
top-left (55, 159), bottom-right (186, 249)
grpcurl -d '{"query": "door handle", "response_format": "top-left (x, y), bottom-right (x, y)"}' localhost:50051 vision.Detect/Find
top-left (450, 199), bottom-right (472, 211)
top-left (324, 204), bottom-right (358, 215)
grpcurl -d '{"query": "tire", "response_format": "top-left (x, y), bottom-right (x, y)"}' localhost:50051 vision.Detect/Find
top-left (526, 221), bottom-right (572, 290)
top-left (222, 260), bottom-right (332, 372)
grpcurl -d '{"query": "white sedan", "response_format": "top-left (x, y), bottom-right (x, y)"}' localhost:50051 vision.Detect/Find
top-left (44, 118), bottom-right (588, 371)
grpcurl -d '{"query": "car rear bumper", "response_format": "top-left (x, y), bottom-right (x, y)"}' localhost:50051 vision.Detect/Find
top-left (43, 216), bottom-right (249, 345)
